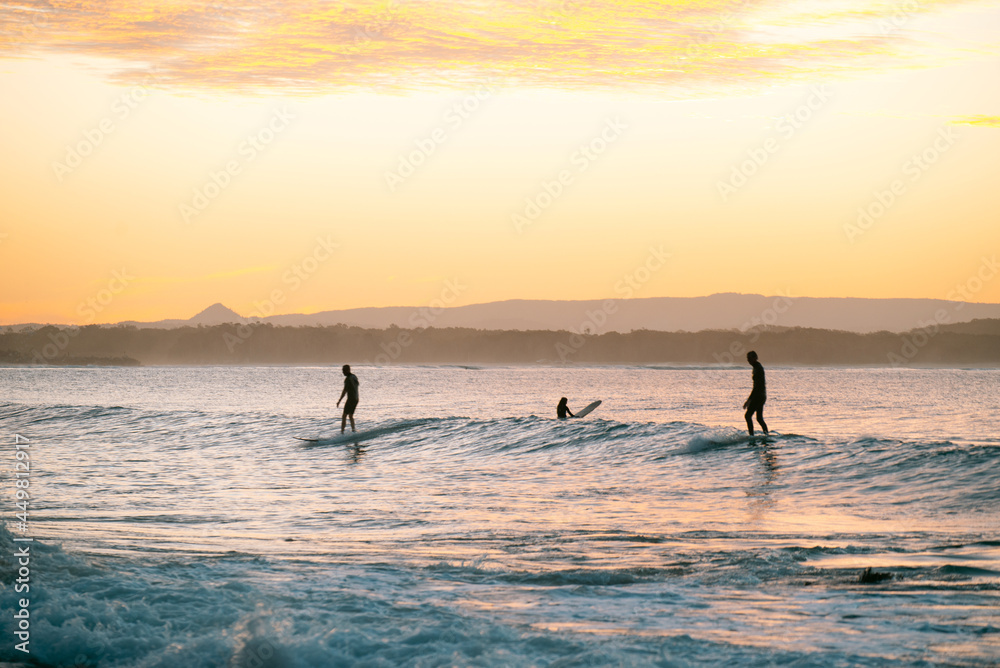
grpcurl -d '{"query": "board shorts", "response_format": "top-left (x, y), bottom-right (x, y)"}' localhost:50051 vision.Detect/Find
top-left (343, 398), bottom-right (359, 415)
top-left (746, 394), bottom-right (766, 412)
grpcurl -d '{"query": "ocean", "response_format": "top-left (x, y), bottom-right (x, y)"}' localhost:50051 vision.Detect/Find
top-left (1, 365), bottom-right (998, 667)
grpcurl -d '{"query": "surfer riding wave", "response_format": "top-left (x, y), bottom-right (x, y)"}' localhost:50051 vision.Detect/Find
top-left (337, 364), bottom-right (360, 433)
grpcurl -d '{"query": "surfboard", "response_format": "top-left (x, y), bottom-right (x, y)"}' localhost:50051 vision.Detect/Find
top-left (573, 400), bottom-right (602, 418)
top-left (295, 434), bottom-right (355, 443)
top-left (295, 422), bottom-right (422, 444)
top-left (292, 418), bottom-right (451, 445)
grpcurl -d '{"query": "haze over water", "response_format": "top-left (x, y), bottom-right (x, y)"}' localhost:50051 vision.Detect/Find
top-left (2, 365), bottom-right (998, 666)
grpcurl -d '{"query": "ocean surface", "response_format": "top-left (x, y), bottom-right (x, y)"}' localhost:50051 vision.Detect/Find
top-left (1, 365), bottom-right (999, 667)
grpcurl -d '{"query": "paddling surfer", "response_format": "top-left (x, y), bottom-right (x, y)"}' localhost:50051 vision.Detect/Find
top-left (337, 364), bottom-right (360, 433)
top-left (742, 351), bottom-right (769, 436)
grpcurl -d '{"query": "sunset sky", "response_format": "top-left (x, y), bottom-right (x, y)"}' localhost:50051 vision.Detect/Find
top-left (1, 0), bottom-right (999, 325)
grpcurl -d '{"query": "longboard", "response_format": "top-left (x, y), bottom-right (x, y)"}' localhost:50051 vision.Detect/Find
top-left (573, 400), bottom-right (602, 418)
top-left (295, 434), bottom-right (360, 443)
top-left (295, 419), bottom-right (432, 445)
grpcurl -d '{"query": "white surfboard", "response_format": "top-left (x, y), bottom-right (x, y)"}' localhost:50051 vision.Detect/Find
top-left (295, 434), bottom-right (359, 443)
top-left (573, 400), bottom-right (602, 418)
top-left (294, 421), bottom-right (426, 445)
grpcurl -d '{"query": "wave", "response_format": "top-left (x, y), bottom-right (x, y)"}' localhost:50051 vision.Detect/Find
top-left (4, 400), bottom-right (999, 514)
top-left (677, 426), bottom-right (750, 453)
top-left (0, 522), bottom-right (897, 668)
top-left (798, 437), bottom-right (1000, 510)
top-left (2, 400), bottom-right (991, 462)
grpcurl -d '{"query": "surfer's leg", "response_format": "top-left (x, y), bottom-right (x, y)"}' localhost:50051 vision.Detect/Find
top-left (744, 406), bottom-right (755, 436)
top-left (344, 400), bottom-right (358, 432)
top-left (341, 410), bottom-right (347, 433)
top-left (756, 408), bottom-right (768, 435)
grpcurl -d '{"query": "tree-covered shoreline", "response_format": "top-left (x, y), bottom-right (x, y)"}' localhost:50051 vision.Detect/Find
top-left (3, 320), bottom-right (999, 367)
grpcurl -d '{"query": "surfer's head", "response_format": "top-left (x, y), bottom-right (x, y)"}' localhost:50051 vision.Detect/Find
top-left (747, 351), bottom-right (758, 363)
top-left (558, 397), bottom-right (567, 407)
top-left (342, 364), bottom-right (351, 375)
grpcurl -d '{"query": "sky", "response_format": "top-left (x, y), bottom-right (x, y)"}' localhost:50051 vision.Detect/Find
top-left (1, 0), bottom-right (999, 325)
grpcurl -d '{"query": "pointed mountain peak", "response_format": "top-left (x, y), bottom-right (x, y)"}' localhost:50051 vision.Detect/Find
top-left (188, 303), bottom-right (245, 325)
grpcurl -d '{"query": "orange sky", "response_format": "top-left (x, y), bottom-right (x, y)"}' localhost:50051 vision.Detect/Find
top-left (1, 0), bottom-right (999, 324)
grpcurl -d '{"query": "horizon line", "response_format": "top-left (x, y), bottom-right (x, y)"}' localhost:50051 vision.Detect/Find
top-left (6, 292), bottom-right (1000, 328)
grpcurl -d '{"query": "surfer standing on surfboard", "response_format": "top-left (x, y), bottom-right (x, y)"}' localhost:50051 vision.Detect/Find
top-left (336, 364), bottom-right (360, 433)
top-left (742, 351), bottom-right (769, 436)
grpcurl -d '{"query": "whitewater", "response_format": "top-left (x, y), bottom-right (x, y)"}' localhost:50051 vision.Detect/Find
top-left (1, 365), bottom-right (998, 666)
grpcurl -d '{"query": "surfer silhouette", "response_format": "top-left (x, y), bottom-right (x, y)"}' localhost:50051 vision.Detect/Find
top-left (336, 364), bottom-right (360, 433)
top-left (557, 397), bottom-right (574, 419)
top-left (742, 351), bottom-right (769, 436)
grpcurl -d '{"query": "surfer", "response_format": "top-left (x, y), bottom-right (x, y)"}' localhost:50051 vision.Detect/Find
top-left (742, 351), bottom-right (769, 436)
top-left (336, 364), bottom-right (360, 433)
top-left (557, 397), bottom-right (574, 419)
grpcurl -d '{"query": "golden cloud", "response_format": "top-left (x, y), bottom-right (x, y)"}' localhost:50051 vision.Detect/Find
top-left (0, 0), bottom-right (991, 94)
top-left (951, 115), bottom-right (1000, 127)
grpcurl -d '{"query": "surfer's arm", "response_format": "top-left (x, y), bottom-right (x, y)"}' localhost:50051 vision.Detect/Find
top-left (568, 409), bottom-right (575, 417)
top-left (337, 386), bottom-right (347, 406)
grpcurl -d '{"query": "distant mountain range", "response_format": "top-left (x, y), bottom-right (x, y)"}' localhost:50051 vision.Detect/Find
top-left (8, 294), bottom-right (1000, 334)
